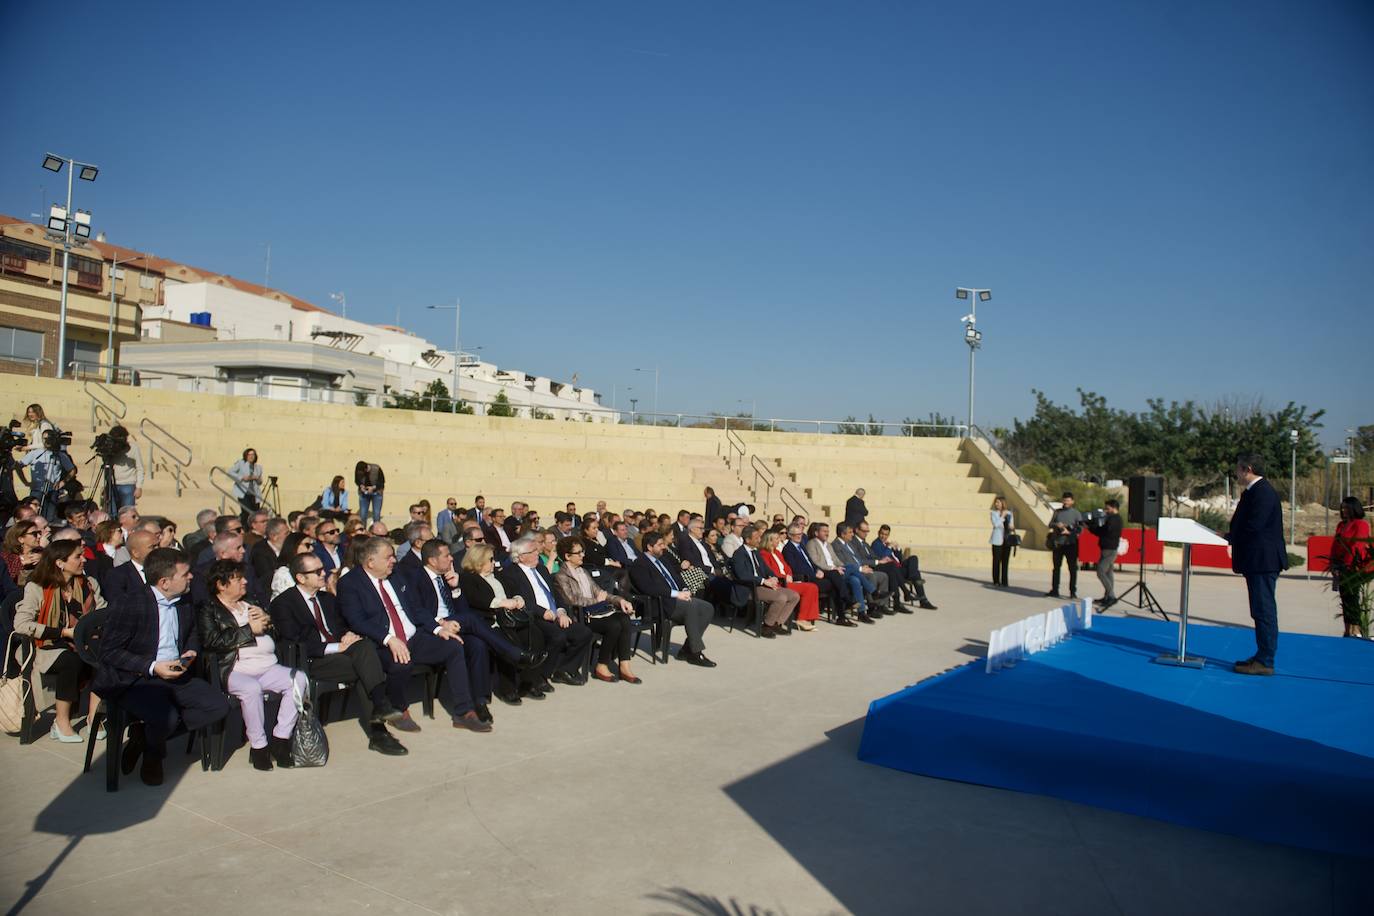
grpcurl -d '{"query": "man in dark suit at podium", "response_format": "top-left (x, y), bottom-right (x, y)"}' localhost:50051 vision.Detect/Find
top-left (1226, 454), bottom-right (1289, 676)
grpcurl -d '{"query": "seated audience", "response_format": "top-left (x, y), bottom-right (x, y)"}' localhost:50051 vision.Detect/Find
top-left (783, 524), bottom-right (841, 621)
top-left (313, 518), bottom-right (345, 573)
top-left (337, 536), bottom-right (489, 733)
top-left (605, 519), bottom-right (640, 567)
top-left (191, 529), bottom-right (263, 608)
top-left (458, 543), bottom-right (546, 702)
top-left (320, 475), bottom-right (350, 516)
top-left (831, 522), bottom-right (887, 618)
top-left (869, 523), bottom-right (937, 610)
top-left (553, 536), bottom-right (641, 684)
top-left (851, 521), bottom-right (911, 615)
top-left (251, 517), bottom-right (289, 585)
top-left (499, 535), bottom-right (594, 689)
top-left (13, 539), bottom-right (107, 740)
top-left (271, 532), bottom-right (319, 600)
top-left (721, 517), bottom-right (748, 557)
top-left (242, 510), bottom-right (270, 548)
top-left (629, 532), bottom-right (716, 667)
top-left (93, 547), bottom-right (231, 786)
top-left (538, 530), bottom-right (560, 575)
top-left (268, 553), bottom-right (407, 756)
top-left (760, 530), bottom-right (819, 631)
top-left (182, 509), bottom-right (217, 555)
top-left (730, 526), bottom-right (800, 637)
top-left (805, 523), bottom-right (869, 625)
top-left (196, 559), bottom-right (308, 770)
top-left (2, 519), bottom-right (46, 586)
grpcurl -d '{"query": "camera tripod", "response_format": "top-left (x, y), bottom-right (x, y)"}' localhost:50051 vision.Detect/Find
top-left (1116, 523), bottom-right (1169, 621)
top-left (260, 475), bottom-right (281, 517)
top-left (86, 457), bottom-right (120, 515)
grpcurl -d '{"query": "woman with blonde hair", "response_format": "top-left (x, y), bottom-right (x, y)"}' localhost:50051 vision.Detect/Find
top-left (990, 496), bottom-right (1014, 588)
top-left (759, 529), bottom-right (820, 631)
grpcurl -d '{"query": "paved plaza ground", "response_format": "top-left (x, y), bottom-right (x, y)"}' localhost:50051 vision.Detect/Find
top-left (1, 562), bottom-right (1369, 916)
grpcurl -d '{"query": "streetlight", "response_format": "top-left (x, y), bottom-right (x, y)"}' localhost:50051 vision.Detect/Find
top-left (632, 365), bottom-right (659, 417)
top-left (1290, 429), bottom-right (1299, 545)
top-left (955, 287), bottom-right (990, 435)
top-left (426, 299), bottom-right (462, 404)
top-left (329, 291), bottom-right (347, 319)
top-left (42, 152), bottom-right (100, 379)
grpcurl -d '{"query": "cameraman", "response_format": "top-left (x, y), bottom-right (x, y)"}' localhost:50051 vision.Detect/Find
top-left (1086, 499), bottom-right (1124, 608)
top-left (102, 426), bottom-right (144, 510)
top-left (1045, 491), bottom-right (1083, 599)
top-left (17, 429), bottom-right (76, 522)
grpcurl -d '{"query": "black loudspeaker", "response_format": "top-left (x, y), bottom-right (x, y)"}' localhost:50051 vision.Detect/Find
top-left (1127, 475), bottom-right (1163, 526)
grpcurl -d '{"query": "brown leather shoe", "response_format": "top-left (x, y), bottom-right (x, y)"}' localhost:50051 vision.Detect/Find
top-left (1233, 659), bottom-right (1274, 676)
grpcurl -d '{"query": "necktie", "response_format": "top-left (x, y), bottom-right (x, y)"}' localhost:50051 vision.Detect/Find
top-left (653, 557), bottom-right (676, 590)
top-left (377, 581), bottom-right (407, 642)
top-left (532, 568), bottom-right (556, 610)
top-left (435, 575), bottom-right (452, 617)
top-left (310, 594), bottom-right (333, 641)
top-left (750, 549), bottom-right (763, 578)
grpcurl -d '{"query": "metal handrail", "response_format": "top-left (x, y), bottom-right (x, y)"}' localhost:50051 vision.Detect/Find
top-left (779, 486), bottom-right (810, 521)
top-left (0, 355), bottom-right (52, 377)
top-left (140, 417), bottom-right (194, 497)
top-left (208, 465), bottom-right (245, 515)
top-left (968, 424), bottom-right (1055, 514)
top-left (724, 427), bottom-right (746, 470)
top-left (750, 454), bottom-right (775, 507)
top-left (83, 380), bottom-right (127, 432)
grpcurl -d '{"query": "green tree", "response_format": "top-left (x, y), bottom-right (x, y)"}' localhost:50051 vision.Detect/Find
top-left (487, 390), bottom-right (515, 418)
top-left (837, 414), bottom-right (883, 436)
top-left (902, 411), bottom-right (960, 437)
top-left (385, 379), bottom-right (471, 414)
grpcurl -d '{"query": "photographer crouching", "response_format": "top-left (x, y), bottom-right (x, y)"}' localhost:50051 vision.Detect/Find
top-left (91, 425), bottom-right (144, 511)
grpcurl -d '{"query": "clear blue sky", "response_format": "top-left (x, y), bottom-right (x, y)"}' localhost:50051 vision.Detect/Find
top-left (3, 1), bottom-right (1370, 445)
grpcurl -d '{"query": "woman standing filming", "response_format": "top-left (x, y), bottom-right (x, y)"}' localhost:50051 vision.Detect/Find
top-left (12, 540), bottom-right (106, 741)
top-left (990, 496), bottom-right (1014, 588)
top-left (197, 559), bottom-right (306, 770)
top-left (1332, 497), bottom-right (1371, 638)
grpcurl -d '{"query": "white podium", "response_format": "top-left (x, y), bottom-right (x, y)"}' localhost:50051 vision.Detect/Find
top-left (1152, 518), bottom-right (1229, 668)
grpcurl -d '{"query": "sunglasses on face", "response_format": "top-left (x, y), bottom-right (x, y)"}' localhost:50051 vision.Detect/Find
top-left (319, 529), bottom-right (339, 536)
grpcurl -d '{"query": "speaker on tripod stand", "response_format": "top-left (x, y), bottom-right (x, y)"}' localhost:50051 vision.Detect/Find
top-left (1118, 475), bottom-right (1169, 619)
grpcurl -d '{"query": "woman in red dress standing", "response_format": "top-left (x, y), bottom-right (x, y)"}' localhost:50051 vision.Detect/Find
top-left (1332, 496), bottom-right (1371, 638)
top-left (760, 529), bottom-right (820, 631)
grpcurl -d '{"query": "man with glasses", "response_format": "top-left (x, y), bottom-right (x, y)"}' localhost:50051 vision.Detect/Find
top-left (783, 524), bottom-right (842, 621)
top-left (629, 532), bottom-right (717, 667)
top-left (436, 497), bottom-right (460, 545)
top-left (269, 553), bottom-right (408, 756)
top-left (722, 517), bottom-right (748, 558)
top-left (397, 521), bottom-right (431, 579)
top-left (852, 522), bottom-right (911, 615)
top-left (499, 535), bottom-right (594, 688)
top-left (243, 510), bottom-right (270, 548)
top-left (453, 523), bottom-right (484, 567)
top-left (314, 520), bottom-right (344, 573)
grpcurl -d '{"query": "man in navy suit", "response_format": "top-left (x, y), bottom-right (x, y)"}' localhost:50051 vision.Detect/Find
top-left (1226, 454), bottom-right (1289, 675)
top-left (629, 533), bottom-right (716, 666)
top-left (312, 518), bottom-right (345, 573)
top-left (844, 488), bottom-right (869, 530)
top-left (782, 524), bottom-right (839, 610)
top-left (103, 529), bottom-right (157, 608)
top-left (92, 548), bottom-right (230, 785)
top-left (337, 537), bottom-right (491, 732)
top-left (730, 526), bottom-right (800, 637)
top-left (605, 519), bottom-right (640, 567)
top-left (404, 539), bottom-right (543, 722)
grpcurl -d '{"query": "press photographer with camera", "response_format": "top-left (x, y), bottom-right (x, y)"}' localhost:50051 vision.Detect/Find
top-left (91, 425), bottom-right (144, 510)
top-left (1045, 491), bottom-right (1084, 599)
top-left (16, 427), bottom-right (78, 521)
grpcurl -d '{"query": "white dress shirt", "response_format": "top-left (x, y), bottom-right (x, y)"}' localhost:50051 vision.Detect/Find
top-left (368, 572), bottom-right (416, 641)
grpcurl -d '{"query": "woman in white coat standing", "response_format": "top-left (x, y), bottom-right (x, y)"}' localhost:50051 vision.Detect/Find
top-left (990, 496), bottom-right (1014, 588)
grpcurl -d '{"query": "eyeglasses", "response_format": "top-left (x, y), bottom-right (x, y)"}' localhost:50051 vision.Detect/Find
top-left (466, 536), bottom-right (484, 542)
top-left (227, 526), bottom-right (243, 534)
top-left (299, 567), bottom-right (325, 576)
top-left (567, 549), bottom-right (584, 555)
top-left (319, 529), bottom-right (339, 536)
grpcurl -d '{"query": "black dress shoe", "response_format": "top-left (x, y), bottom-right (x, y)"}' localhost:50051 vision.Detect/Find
top-left (121, 723), bottom-right (145, 775)
top-left (495, 689), bottom-right (523, 706)
top-left (760, 625), bottom-right (777, 638)
top-left (269, 736), bottom-right (295, 768)
top-left (775, 623), bottom-right (792, 635)
top-left (368, 731), bottom-right (409, 756)
top-left (857, 613), bottom-right (875, 624)
top-left (893, 604), bottom-right (915, 614)
top-left (524, 683), bottom-right (547, 700)
top-left (475, 703), bottom-right (493, 723)
top-left (540, 679), bottom-right (556, 693)
top-left (919, 600), bottom-right (937, 610)
top-left (552, 671), bottom-right (586, 686)
top-left (834, 617), bottom-right (858, 628)
top-left (1044, 590), bottom-right (1061, 597)
top-left (139, 755), bottom-right (163, 786)
top-left (370, 701), bottom-right (405, 724)
top-left (517, 648), bottom-right (548, 670)
top-left (684, 652), bottom-right (717, 668)
top-left (249, 746), bottom-right (274, 771)
top-left (391, 712), bottom-right (422, 733)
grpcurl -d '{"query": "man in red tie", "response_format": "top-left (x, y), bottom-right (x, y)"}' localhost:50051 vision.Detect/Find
top-left (337, 537), bottom-right (492, 733)
top-left (268, 553), bottom-right (409, 756)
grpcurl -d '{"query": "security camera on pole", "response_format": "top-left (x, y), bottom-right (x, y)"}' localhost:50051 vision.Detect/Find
top-left (42, 152), bottom-right (101, 380)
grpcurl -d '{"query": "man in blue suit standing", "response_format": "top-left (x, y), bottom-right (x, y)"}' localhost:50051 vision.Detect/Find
top-left (1226, 453), bottom-right (1289, 675)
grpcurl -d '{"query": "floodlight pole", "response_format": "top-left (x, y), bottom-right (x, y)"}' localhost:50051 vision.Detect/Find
top-left (956, 288), bottom-right (990, 437)
top-left (56, 159), bottom-right (75, 380)
top-left (427, 299), bottom-right (462, 404)
top-left (1289, 429), bottom-right (1298, 545)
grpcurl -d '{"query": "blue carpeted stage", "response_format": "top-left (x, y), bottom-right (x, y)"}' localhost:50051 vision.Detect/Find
top-left (859, 615), bottom-right (1374, 857)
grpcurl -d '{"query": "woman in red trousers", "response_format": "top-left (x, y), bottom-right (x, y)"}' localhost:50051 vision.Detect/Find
top-left (760, 529), bottom-right (820, 631)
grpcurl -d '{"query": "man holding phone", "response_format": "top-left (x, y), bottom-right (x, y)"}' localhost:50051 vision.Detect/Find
top-left (93, 547), bottom-right (230, 785)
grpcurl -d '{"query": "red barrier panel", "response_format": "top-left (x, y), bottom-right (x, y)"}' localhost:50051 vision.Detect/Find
top-left (1307, 535), bottom-right (1334, 573)
top-left (1079, 528), bottom-right (1164, 566)
top-left (1190, 543), bottom-right (1233, 569)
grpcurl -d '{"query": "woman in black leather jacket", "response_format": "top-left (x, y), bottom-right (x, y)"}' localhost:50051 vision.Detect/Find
top-left (197, 559), bottom-right (306, 771)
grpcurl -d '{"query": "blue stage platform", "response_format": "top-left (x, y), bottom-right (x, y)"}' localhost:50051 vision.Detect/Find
top-left (859, 616), bottom-right (1374, 856)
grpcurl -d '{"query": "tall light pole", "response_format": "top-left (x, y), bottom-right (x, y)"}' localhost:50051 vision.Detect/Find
top-left (1289, 428), bottom-right (1299, 545)
top-left (42, 153), bottom-right (100, 380)
top-left (1346, 428), bottom-right (1356, 498)
top-left (955, 288), bottom-right (990, 436)
top-left (427, 298), bottom-right (461, 403)
top-left (329, 291), bottom-right (347, 319)
top-left (633, 365), bottom-right (659, 417)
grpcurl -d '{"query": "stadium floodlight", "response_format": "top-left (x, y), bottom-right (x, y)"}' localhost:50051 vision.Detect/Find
top-left (955, 287), bottom-right (992, 436)
top-left (41, 151), bottom-right (101, 379)
top-left (955, 288), bottom-right (969, 300)
top-left (78, 164), bottom-right (99, 181)
top-left (47, 205), bottom-right (67, 234)
top-left (73, 209), bottom-right (92, 238)
top-left (978, 290), bottom-right (991, 302)
top-left (42, 154), bottom-right (64, 173)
